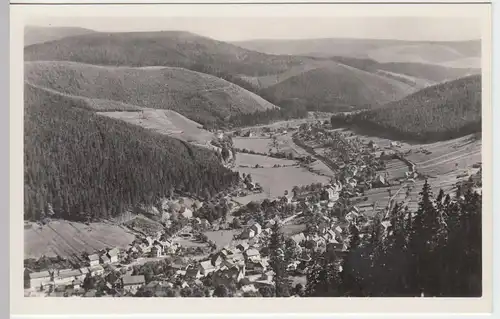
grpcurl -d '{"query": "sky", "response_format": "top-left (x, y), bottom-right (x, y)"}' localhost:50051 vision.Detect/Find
top-left (30, 17), bottom-right (482, 42)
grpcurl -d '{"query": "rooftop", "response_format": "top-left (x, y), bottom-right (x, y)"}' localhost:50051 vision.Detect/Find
top-left (108, 248), bottom-right (119, 256)
top-left (29, 270), bottom-right (51, 279)
top-left (122, 275), bottom-right (145, 286)
top-left (56, 269), bottom-right (81, 278)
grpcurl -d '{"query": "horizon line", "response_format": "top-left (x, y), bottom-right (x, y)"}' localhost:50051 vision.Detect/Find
top-left (25, 25), bottom-right (482, 43)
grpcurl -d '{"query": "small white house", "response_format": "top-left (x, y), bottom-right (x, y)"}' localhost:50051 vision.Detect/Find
top-left (150, 244), bottom-right (162, 258)
top-left (28, 270), bottom-right (52, 289)
top-left (250, 223), bottom-right (262, 236)
top-left (107, 248), bottom-right (120, 263)
top-left (199, 260), bottom-right (216, 276)
top-left (181, 207), bottom-right (193, 219)
top-left (241, 228), bottom-right (256, 239)
top-left (87, 254), bottom-right (100, 267)
top-left (54, 269), bottom-right (81, 286)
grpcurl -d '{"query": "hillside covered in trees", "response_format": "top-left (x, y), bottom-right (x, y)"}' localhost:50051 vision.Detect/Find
top-left (330, 75), bottom-right (481, 142)
top-left (25, 61), bottom-right (278, 126)
top-left (24, 25), bottom-right (96, 47)
top-left (24, 83), bottom-right (240, 222)
top-left (260, 63), bottom-right (417, 112)
top-left (329, 56), bottom-right (479, 84)
top-left (303, 181), bottom-right (482, 297)
top-left (24, 31), bottom-right (304, 76)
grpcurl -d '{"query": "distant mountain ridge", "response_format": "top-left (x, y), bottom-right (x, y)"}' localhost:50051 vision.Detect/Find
top-left (233, 38), bottom-right (481, 68)
top-left (24, 30), bottom-right (305, 76)
top-left (24, 29), bottom-right (480, 115)
top-left (24, 25), bottom-right (97, 46)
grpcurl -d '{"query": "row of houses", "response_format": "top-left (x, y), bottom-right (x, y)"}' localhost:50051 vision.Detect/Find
top-left (26, 263), bottom-right (106, 291)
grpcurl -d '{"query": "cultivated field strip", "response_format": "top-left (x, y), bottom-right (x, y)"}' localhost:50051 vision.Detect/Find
top-left (24, 221), bottom-right (135, 259)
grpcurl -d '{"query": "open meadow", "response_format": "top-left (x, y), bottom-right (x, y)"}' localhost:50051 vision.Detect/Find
top-left (24, 220), bottom-right (136, 259)
top-left (235, 165), bottom-right (330, 198)
top-left (235, 153), bottom-right (296, 168)
top-left (98, 108), bottom-right (214, 145)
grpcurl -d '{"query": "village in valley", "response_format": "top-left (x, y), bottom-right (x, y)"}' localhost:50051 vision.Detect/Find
top-left (24, 116), bottom-right (482, 298)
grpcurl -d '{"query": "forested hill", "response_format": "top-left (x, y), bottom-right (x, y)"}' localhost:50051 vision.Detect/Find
top-left (25, 61), bottom-right (277, 126)
top-left (24, 26), bottom-right (96, 47)
top-left (330, 75), bottom-right (481, 142)
top-left (24, 31), bottom-right (304, 76)
top-left (24, 83), bottom-right (239, 222)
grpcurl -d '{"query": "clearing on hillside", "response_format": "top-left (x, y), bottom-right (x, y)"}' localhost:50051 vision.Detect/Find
top-left (98, 108), bottom-right (214, 145)
top-left (24, 220), bottom-right (135, 259)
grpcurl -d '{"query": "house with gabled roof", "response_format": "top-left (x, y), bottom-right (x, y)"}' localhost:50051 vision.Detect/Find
top-left (250, 223), bottom-right (262, 236)
top-left (240, 228), bottom-right (256, 239)
top-left (89, 264), bottom-right (105, 277)
top-left (150, 244), bottom-right (162, 258)
top-left (72, 279), bottom-right (83, 290)
top-left (290, 232), bottom-right (306, 246)
top-left (101, 255), bottom-right (111, 264)
top-left (107, 248), bottom-right (120, 263)
top-left (28, 270), bottom-right (52, 289)
top-left (236, 243), bottom-right (249, 252)
top-left (54, 269), bottom-right (82, 286)
top-left (78, 267), bottom-right (89, 281)
top-left (199, 260), bottom-right (216, 276)
top-left (185, 265), bottom-right (202, 279)
top-left (87, 254), bottom-right (100, 267)
top-left (121, 275), bottom-right (145, 294)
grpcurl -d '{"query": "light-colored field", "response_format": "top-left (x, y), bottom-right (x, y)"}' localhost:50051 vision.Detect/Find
top-left (232, 193), bottom-right (270, 206)
top-left (385, 159), bottom-right (409, 180)
top-left (375, 69), bottom-right (435, 88)
top-left (331, 130), bottom-right (481, 176)
top-left (98, 108), bottom-right (214, 145)
top-left (235, 153), bottom-right (296, 168)
top-left (233, 137), bottom-right (274, 154)
top-left (232, 113), bottom-right (329, 133)
top-left (352, 170), bottom-right (471, 217)
top-left (24, 220), bottom-right (136, 259)
top-left (318, 130), bottom-right (481, 217)
top-left (235, 165), bottom-right (330, 198)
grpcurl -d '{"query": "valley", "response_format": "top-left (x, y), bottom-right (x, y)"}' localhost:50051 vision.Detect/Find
top-left (22, 26), bottom-right (483, 299)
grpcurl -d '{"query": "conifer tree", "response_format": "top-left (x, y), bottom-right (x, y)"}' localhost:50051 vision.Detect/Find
top-left (269, 222), bottom-right (289, 297)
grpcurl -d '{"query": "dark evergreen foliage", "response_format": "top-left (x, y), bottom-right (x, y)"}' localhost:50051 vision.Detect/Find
top-left (24, 83), bottom-right (239, 222)
top-left (330, 75), bottom-right (481, 143)
top-left (305, 182), bottom-right (482, 297)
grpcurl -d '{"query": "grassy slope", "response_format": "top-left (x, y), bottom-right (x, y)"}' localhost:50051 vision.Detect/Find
top-left (98, 108), bottom-right (215, 145)
top-left (24, 31), bottom-right (305, 76)
top-left (24, 82), bottom-right (238, 222)
top-left (25, 61), bottom-right (277, 125)
top-left (335, 75), bottom-right (481, 142)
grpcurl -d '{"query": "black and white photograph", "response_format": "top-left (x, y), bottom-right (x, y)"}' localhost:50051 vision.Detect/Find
top-left (10, 2), bottom-right (493, 315)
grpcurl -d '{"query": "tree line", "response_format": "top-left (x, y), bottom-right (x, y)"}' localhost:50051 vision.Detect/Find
top-left (303, 181), bottom-right (482, 297)
top-left (188, 63), bottom-right (309, 129)
top-left (24, 84), bottom-right (240, 222)
top-left (330, 75), bottom-right (481, 143)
